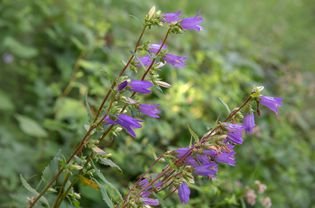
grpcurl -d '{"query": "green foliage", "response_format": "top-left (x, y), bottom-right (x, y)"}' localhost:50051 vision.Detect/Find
top-left (0, 0), bottom-right (314, 207)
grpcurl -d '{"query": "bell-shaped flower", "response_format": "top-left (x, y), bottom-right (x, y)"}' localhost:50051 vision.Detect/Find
top-left (164, 53), bottom-right (187, 69)
top-left (243, 112), bottom-right (255, 134)
top-left (178, 182), bottom-right (190, 204)
top-left (180, 15), bottom-right (203, 31)
top-left (139, 104), bottom-right (160, 118)
top-left (129, 80), bottom-right (153, 94)
top-left (163, 11), bottom-right (182, 23)
top-left (260, 96), bottom-right (283, 114)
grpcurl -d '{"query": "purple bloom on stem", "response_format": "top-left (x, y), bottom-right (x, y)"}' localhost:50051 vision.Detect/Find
top-left (140, 190), bottom-right (151, 198)
top-left (243, 112), bottom-right (255, 134)
top-left (196, 154), bottom-right (211, 165)
top-left (175, 147), bottom-right (197, 166)
top-left (194, 162), bottom-right (218, 177)
top-left (260, 96), bottom-right (283, 114)
top-left (139, 178), bottom-right (152, 197)
top-left (164, 53), bottom-right (187, 68)
top-left (178, 182), bottom-right (190, 204)
top-left (203, 149), bottom-right (218, 157)
top-left (104, 116), bottom-right (115, 125)
top-left (116, 114), bottom-right (143, 138)
top-left (180, 15), bottom-right (203, 31)
top-left (215, 147), bottom-right (236, 166)
top-left (175, 147), bottom-right (191, 158)
top-left (154, 180), bottom-right (163, 189)
top-left (185, 156), bottom-right (198, 167)
top-left (149, 43), bottom-right (167, 54)
top-left (117, 80), bottom-right (128, 91)
top-left (163, 11), bottom-right (182, 23)
top-left (129, 80), bottom-right (153, 94)
top-left (225, 123), bottom-right (244, 145)
top-left (136, 55), bottom-right (152, 68)
top-left (139, 104), bottom-right (160, 118)
top-left (139, 178), bottom-right (150, 188)
top-left (141, 197), bottom-right (160, 206)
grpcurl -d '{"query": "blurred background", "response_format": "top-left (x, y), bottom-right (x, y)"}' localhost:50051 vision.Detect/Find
top-left (0, 0), bottom-right (314, 207)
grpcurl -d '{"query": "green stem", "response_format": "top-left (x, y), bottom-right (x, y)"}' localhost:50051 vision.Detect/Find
top-left (120, 95), bottom-right (253, 207)
top-left (28, 25), bottom-right (148, 208)
top-left (53, 173), bottom-right (70, 208)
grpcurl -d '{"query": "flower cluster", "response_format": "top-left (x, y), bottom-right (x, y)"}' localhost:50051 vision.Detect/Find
top-left (171, 95), bottom-right (282, 204)
top-left (104, 10), bottom-right (203, 141)
top-left (128, 94), bottom-right (282, 206)
top-left (136, 43), bottom-right (187, 69)
top-left (163, 11), bottom-right (203, 31)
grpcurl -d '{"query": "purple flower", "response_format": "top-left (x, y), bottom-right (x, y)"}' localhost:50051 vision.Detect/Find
top-left (129, 80), bottom-right (153, 94)
top-left (149, 43), bottom-right (167, 54)
top-left (163, 11), bottom-right (182, 23)
top-left (216, 152), bottom-right (236, 166)
top-left (194, 162), bottom-right (218, 177)
top-left (117, 80), bottom-right (128, 91)
top-left (180, 15), bottom-right (203, 31)
top-left (136, 55), bottom-right (152, 67)
top-left (175, 147), bottom-right (191, 158)
top-left (196, 154), bottom-right (211, 165)
top-left (215, 147), bottom-right (236, 166)
top-left (203, 149), bottom-right (217, 157)
top-left (243, 112), bottom-right (255, 134)
top-left (139, 178), bottom-right (150, 189)
top-left (141, 197), bottom-right (160, 206)
top-left (139, 104), bottom-right (160, 118)
top-left (178, 182), bottom-right (190, 204)
top-left (185, 156), bottom-right (199, 167)
top-left (105, 114), bottom-right (143, 138)
top-left (139, 178), bottom-right (151, 197)
top-left (164, 53), bottom-right (187, 68)
top-left (175, 147), bottom-right (198, 166)
top-left (260, 96), bottom-right (283, 114)
top-left (225, 123), bottom-right (244, 145)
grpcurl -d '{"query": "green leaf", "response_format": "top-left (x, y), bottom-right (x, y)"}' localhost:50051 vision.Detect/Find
top-left (20, 175), bottom-right (50, 207)
top-left (99, 158), bottom-right (122, 172)
top-left (3, 37), bottom-right (38, 58)
top-left (93, 164), bottom-right (122, 200)
top-left (0, 90), bottom-right (14, 111)
top-left (187, 125), bottom-right (199, 144)
top-left (54, 98), bottom-right (87, 121)
top-left (78, 60), bottom-right (103, 72)
top-left (218, 97), bottom-right (231, 114)
top-left (96, 181), bottom-right (114, 208)
top-left (16, 115), bottom-right (48, 137)
top-left (41, 150), bottom-right (62, 183)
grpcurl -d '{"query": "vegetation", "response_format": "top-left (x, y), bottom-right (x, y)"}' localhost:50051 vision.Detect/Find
top-left (0, 0), bottom-right (314, 207)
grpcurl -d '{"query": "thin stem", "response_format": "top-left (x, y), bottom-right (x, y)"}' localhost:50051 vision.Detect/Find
top-left (52, 125), bottom-right (113, 208)
top-left (55, 155), bottom-right (93, 208)
top-left (53, 173), bottom-right (70, 208)
top-left (120, 95), bottom-right (253, 207)
top-left (93, 25), bottom-right (148, 123)
top-left (141, 28), bottom-right (171, 80)
top-left (28, 25), bottom-right (148, 208)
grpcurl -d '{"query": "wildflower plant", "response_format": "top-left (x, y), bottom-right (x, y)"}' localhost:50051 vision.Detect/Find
top-left (25, 6), bottom-right (282, 208)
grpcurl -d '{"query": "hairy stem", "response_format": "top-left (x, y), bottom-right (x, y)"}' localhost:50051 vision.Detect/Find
top-left (120, 95), bottom-right (253, 207)
top-left (28, 25), bottom-right (148, 208)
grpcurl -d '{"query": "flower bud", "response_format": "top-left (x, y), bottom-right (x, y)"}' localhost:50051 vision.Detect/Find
top-left (147, 6), bottom-right (156, 20)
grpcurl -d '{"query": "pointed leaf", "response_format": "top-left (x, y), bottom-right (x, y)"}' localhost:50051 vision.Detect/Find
top-left (96, 181), bottom-right (114, 208)
top-left (187, 125), bottom-right (199, 143)
top-left (16, 115), bottom-right (48, 137)
top-left (20, 175), bottom-right (50, 207)
top-left (99, 158), bottom-right (122, 171)
top-left (218, 97), bottom-right (231, 114)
